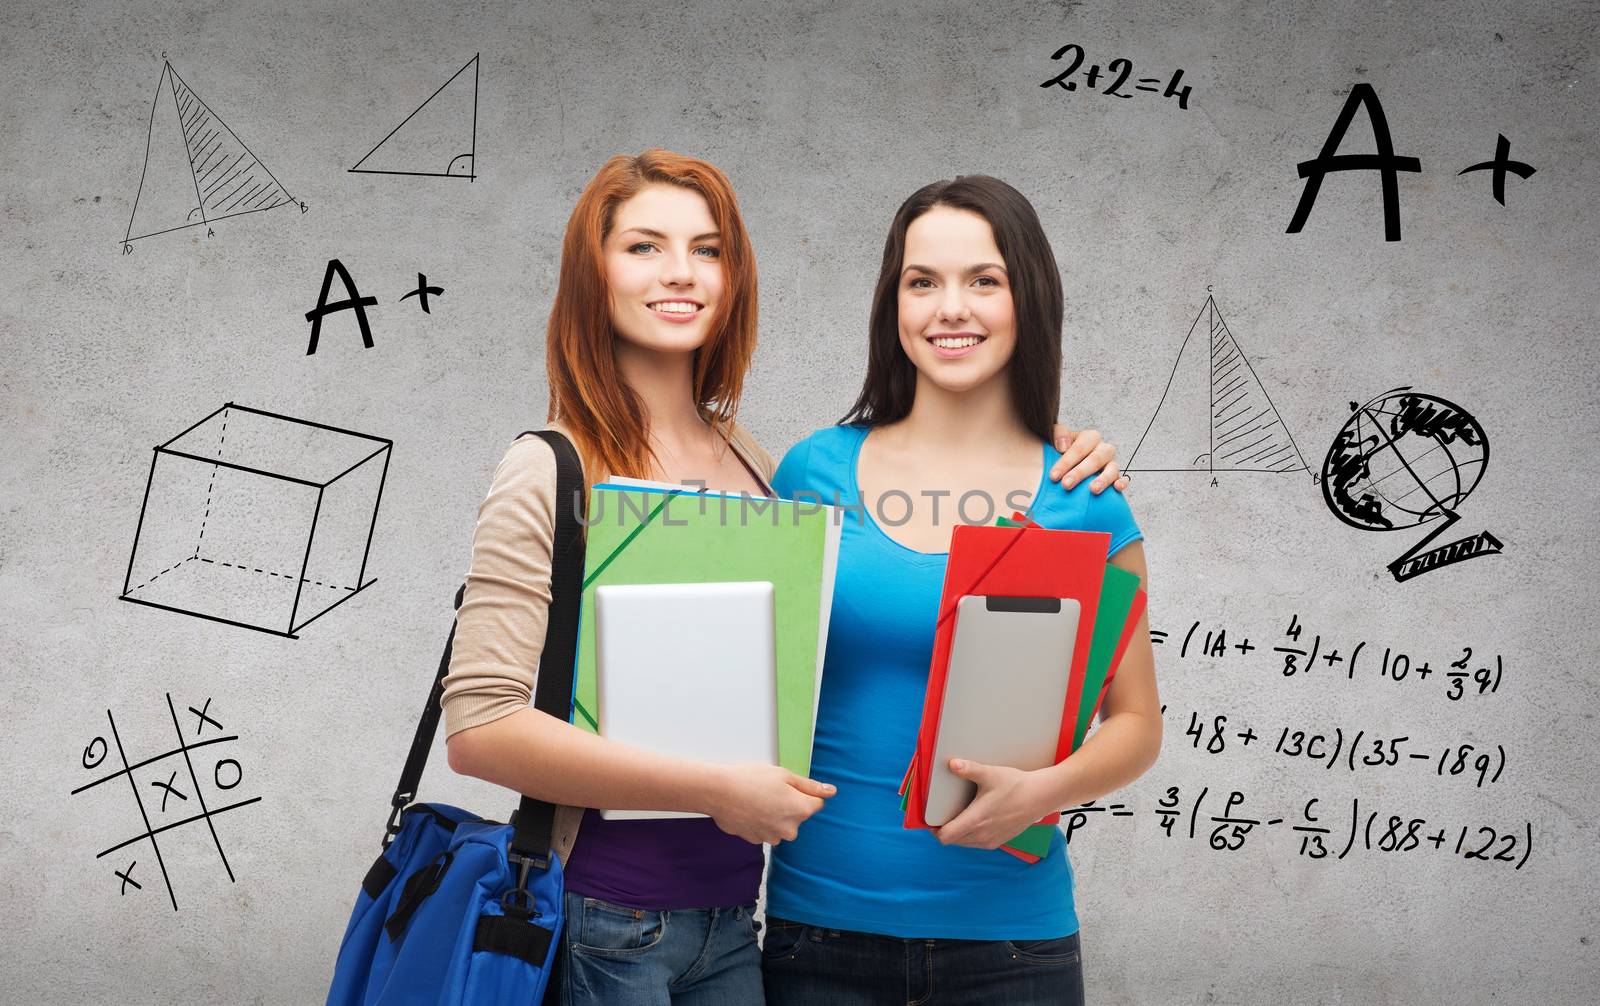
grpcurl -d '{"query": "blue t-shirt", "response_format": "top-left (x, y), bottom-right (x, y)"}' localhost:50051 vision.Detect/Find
top-left (766, 422), bottom-right (1143, 940)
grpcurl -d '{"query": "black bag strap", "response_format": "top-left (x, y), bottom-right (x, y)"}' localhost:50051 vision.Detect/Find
top-left (508, 427), bottom-right (587, 866)
top-left (384, 429), bottom-right (587, 870)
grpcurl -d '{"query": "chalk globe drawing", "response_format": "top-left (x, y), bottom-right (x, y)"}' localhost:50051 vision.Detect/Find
top-left (1320, 388), bottom-right (1489, 533)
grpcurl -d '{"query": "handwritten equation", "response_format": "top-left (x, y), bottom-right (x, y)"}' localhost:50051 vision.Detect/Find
top-left (1170, 707), bottom-right (1507, 788)
top-left (1062, 789), bottom-right (1532, 871)
top-left (1150, 612), bottom-right (1506, 702)
top-left (69, 695), bottom-right (260, 910)
top-left (1039, 44), bottom-right (1192, 109)
top-left (1076, 606), bottom-right (1535, 874)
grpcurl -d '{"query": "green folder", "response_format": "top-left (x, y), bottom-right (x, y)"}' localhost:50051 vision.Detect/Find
top-left (1071, 564), bottom-right (1142, 750)
top-left (575, 486), bottom-right (835, 776)
top-left (992, 517), bottom-right (1142, 858)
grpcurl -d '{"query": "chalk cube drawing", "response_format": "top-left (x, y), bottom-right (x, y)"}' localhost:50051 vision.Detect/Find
top-left (120, 403), bottom-right (391, 637)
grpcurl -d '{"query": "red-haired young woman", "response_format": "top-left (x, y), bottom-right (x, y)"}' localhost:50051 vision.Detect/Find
top-left (441, 151), bottom-right (1126, 1004)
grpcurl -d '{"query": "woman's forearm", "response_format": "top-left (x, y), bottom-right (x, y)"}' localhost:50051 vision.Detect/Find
top-left (446, 708), bottom-right (731, 815)
top-left (1036, 708), bottom-right (1163, 811)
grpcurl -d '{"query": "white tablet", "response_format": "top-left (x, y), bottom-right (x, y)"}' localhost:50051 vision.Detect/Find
top-left (924, 594), bottom-right (1082, 827)
top-left (594, 580), bottom-right (778, 820)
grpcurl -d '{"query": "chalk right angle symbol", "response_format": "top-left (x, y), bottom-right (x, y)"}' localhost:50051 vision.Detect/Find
top-left (1320, 387), bottom-right (1502, 582)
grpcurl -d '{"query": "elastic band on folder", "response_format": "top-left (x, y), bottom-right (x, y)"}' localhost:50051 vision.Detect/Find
top-left (571, 490), bottom-right (681, 729)
top-left (935, 523), bottom-right (1035, 629)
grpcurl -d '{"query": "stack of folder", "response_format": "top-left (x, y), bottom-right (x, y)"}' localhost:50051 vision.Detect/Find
top-left (898, 514), bottom-right (1146, 862)
top-left (572, 481), bottom-right (839, 818)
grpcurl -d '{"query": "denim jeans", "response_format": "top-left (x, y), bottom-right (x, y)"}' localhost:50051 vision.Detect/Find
top-left (553, 891), bottom-right (764, 1005)
top-left (760, 915), bottom-right (1085, 1006)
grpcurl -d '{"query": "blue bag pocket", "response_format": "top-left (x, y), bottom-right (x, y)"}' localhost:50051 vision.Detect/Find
top-left (327, 805), bottom-right (564, 1006)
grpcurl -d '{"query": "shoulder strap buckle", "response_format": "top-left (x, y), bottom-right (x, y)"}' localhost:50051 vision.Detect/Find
top-left (382, 791), bottom-right (414, 848)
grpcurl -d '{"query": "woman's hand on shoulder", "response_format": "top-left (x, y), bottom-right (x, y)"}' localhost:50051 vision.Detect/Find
top-left (703, 764), bottom-right (835, 846)
top-left (1048, 424), bottom-right (1129, 494)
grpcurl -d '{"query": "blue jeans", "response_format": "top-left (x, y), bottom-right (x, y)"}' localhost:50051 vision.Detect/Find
top-left (760, 915), bottom-right (1085, 1005)
top-left (554, 891), bottom-right (764, 1005)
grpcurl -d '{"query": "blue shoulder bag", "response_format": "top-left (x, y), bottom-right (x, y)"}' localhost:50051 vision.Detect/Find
top-left (327, 429), bottom-right (585, 1006)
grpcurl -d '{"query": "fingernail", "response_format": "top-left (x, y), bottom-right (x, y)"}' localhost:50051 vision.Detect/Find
top-left (824, 784), bottom-right (836, 793)
top-left (1055, 437), bottom-right (1067, 451)
top-left (951, 759), bottom-right (965, 771)
top-left (1063, 477), bottom-right (1077, 488)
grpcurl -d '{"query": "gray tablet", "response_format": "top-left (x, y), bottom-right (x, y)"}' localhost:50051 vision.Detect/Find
top-left (924, 594), bottom-right (1082, 827)
top-left (595, 581), bottom-right (778, 820)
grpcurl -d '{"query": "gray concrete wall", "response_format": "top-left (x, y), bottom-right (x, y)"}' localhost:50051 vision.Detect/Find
top-left (2, 0), bottom-right (1596, 1002)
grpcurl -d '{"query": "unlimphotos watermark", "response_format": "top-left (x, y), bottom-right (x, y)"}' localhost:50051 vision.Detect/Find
top-left (567, 483), bottom-right (1037, 528)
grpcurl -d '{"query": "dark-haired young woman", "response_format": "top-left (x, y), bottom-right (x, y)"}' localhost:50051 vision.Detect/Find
top-left (438, 153), bottom-right (1128, 1004)
top-left (762, 177), bottom-right (1163, 1006)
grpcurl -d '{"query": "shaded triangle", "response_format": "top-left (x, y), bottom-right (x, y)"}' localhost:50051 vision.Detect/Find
top-left (1206, 303), bottom-right (1308, 472)
top-left (126, 66), bottom-right (208, 242)
top-left (349, 54), bottom-right (478, 178)
top-left (168, 65), bottom-right (295, 221)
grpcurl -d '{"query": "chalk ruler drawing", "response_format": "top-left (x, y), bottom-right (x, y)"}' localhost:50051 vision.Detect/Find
top-left (349, 54), bottom-right (479, 179)
top-left (120, 404), bottom-right (391, 638)
top-left (1126, 295), bottom-right (1312, 476)
top-left (71, 695), bottom-right (260, 911)
top-left (123, 60), bottom-right (299, 247)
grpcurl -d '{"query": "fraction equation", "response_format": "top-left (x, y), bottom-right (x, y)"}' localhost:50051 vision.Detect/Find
top-left (69, 695), bottom-right (260, 910)
top-left (1150, 612), bottom-right (1506, 702)
top-left (1171, 707), bottom-right (1508, 788)
top-left (1039, 44), bottom-right (1192, 109)
top-left (1060, 789), bottom-right (1532, 870)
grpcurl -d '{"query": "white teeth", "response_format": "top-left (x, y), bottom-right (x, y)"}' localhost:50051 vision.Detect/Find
top-left (651, 301), bottom-right (698, 314)
top-left (931, 336), bottom-right (982, 349)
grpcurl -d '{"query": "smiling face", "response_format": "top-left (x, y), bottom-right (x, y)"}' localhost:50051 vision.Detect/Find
top-left (604, 182), bottom-right (724, 355)
top-left (896, 205), bottom-right (1017, 395)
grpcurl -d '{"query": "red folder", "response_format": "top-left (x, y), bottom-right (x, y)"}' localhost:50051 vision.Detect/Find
top-left (902, 521), bottom-right (1112, 831)
top-left (995, 583), bottom-right (1147, 862)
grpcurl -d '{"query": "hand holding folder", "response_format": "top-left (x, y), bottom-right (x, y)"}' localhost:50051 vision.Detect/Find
top-left (898, 514), bottom-right (1146, 862)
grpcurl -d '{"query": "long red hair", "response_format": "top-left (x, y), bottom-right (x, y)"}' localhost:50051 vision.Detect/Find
top-left (545, 150), bottom-right (758, 480)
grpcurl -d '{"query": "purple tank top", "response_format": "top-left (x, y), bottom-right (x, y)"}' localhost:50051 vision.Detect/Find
top-left (562, 811), bottom-right (764, 909)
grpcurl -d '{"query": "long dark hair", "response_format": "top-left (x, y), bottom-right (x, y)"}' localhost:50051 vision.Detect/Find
top-left (840, 175), bottom-right (1063, 440)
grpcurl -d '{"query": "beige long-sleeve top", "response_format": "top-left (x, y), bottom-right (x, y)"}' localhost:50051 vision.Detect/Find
top-left (439, 419), bottom-right (777, 861)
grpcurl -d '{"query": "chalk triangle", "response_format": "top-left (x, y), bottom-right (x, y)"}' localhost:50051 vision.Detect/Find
top-left (125, 63), bottom-right (296, 244)
top-left (1127, 297), bottom-right (1308, 474)
top-left (349, 54), bottom-right (479, 179)
top-left (1205, 301), bottom-right (1305, 472)
top-left (125, 66), bottom-right (205, 243)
